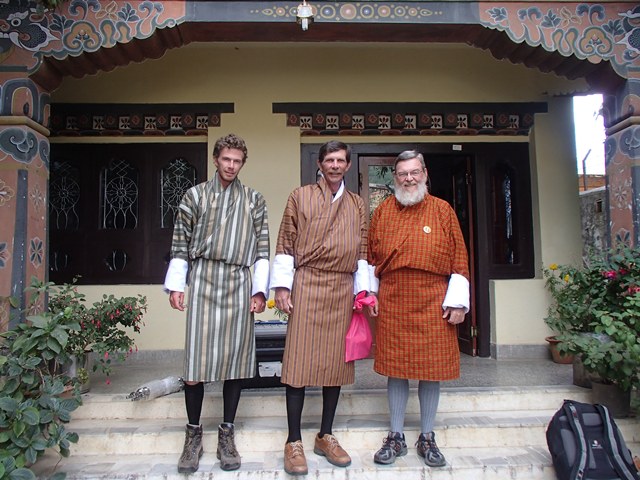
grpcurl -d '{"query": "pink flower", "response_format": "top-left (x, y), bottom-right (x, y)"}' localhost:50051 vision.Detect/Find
top-left (106, 379), bottom-right (111, 385)
top-left (104, 351), bottom-right (109, 359)
top-left (603, 270), bottom-right (617, 279)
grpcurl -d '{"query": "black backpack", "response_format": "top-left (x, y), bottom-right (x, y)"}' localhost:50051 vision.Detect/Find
top-left (546, 399), bottom-right (639, 480)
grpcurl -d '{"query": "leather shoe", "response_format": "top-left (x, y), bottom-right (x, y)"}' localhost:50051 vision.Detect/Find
top-left (284, 440), bottom-right (308, 475)
top-left (313, 433), bottom-right (351, 467)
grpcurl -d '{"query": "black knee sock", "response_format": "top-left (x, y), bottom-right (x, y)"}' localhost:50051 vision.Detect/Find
top-left (222, 379), bottom-right (243, 424)
top-left (319, 386), bottom-right (340, 437)
top-left (286, 385), bottom-right (306, 443)
top-left (184, 382), bottom-right (204, 426)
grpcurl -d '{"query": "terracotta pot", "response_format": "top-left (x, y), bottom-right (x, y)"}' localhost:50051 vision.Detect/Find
top-left (545, 336), bottom-right (574, 364)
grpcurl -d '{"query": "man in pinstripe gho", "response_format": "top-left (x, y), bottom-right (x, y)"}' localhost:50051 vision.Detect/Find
top-left (271, 140), bottom-right (377, 476)
top-left (164, 133), bottom-right (270, 473)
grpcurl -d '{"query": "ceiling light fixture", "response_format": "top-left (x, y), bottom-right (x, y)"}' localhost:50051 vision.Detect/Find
top-left (296, 0), bottom-right (314, 31)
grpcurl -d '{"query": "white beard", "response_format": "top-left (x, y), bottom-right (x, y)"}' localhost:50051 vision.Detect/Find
top-left (395, 181), bottom-right (428, 206)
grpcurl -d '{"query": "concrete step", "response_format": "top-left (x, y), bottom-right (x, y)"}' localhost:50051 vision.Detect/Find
top-left (73, 385), bottom-right (594, 420)
top-left (33, 446), bottom-right (564, 480)
top-left (55, 412), bottom-right (640, 457)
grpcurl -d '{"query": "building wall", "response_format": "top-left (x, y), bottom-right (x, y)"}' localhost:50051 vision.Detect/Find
top-left (50, 42), bottom-right (587, 354)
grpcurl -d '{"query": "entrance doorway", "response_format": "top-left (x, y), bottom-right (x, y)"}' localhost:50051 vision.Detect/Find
top-left (301, 142), bottom-right (535, 358)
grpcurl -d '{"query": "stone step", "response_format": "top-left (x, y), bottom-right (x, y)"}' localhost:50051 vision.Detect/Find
top-left (52, 409), bottom-right (640, 456)
top-left (73, 385), bottom-right (593, 420)
top-left (31, 443), bottom-right (640, 480)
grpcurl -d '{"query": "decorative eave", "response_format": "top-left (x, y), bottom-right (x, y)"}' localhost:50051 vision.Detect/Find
top-left (273, 102), bottom-right (548, 136)
top-left (49, 103), bottom-right (234, 137)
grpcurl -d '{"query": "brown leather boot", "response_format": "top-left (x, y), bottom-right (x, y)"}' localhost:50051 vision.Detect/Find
top-left (217, 423), bottom-right (241, 471)
top-left (177, 424), bottom-right (203, 473)
top-left (284, 440), bottom-right (308, 475)
top-left (313, 433), bottom-right (351, 467)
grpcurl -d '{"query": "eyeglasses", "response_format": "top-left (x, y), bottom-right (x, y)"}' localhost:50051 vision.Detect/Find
top-left (394, 168), bottom-right (424, 179)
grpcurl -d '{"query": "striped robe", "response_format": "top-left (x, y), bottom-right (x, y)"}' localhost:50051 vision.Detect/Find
top-left (276, 177), bottom-right (367, 387)
top-left (368, 194), bottom-right (469, 381)
top-left (170, 175), bottom-right (269, 382)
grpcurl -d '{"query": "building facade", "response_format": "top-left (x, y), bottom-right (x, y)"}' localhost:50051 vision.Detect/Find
top-left (1, 1), bottom-right (639, 359)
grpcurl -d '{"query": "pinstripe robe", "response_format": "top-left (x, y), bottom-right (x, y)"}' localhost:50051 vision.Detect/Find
top-left (170, 175), bottom-right (269, 382)
top-left (276, 177), bottom-right (367, 387)
top-left (368, 194), bottom-right (469, 381)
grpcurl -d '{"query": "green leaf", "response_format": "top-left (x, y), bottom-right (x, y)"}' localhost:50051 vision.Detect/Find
top-left (0, 398), bottom-right (18, 413)
top-left (24, 446), bottom-right (37, 465)
top-left (8, 468), bottom-right (36, 480)
top-left (20, 408), bottom-right (39, 426)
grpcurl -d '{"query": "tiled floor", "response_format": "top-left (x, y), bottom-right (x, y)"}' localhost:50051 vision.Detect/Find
top-left (87, 352), bottom-right (575, 396)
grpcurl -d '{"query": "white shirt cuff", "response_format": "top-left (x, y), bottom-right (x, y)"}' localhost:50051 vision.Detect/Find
top-left (368, 264), bottom-right (379, 294)
top-left (269, 254), bottom-right (294, 291)
top-left (252, 258), bottom-right (269, 297)
top-left (353, 259), bottom-right (371, 294)
top-left (164, 258), bottom-right (188, 293)
top-left (442, 273), bottom-right (470, 313)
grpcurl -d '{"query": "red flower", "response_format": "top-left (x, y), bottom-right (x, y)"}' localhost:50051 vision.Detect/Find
top-left (603, 270), bottom-right (617, 279)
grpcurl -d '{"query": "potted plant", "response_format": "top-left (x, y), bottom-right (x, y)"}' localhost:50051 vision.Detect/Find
top-left (543, 260), bottom-right (597, 365)
top-left (46, 279), bottom-right (148, 387)
top-left (545, 247), bottom-right (640, 415)
top-left (0, 281), bottom-right (83, 480)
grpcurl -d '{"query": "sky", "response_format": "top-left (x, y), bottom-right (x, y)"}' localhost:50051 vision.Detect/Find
top-left (573, 94), bottom-right (606, 175)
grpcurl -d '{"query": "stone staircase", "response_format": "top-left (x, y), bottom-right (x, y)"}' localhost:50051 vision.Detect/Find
top-left (31, 384), bottom-right (640, 479)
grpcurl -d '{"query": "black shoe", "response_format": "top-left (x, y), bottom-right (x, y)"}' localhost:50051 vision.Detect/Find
top-left (373, 431), bottom-right (408, 465)
top-left (416, 431), bottom-right (446, 467)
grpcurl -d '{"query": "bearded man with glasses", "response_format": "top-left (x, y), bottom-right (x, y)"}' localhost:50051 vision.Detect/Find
top-left (367, 150), bottom-right (470, 468)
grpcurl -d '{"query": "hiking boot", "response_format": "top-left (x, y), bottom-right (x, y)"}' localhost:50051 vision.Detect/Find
top-left (416, 431), bottom-right (446, 467)
top-left (177, 424), bottom-right (203, 473)
top-left (217, 423), bottom-right (241, 471)
top-left (313, 433), bottom-right (351, 467)
top-left (373, 431), bottom-right (408, 465)
top-left (284, 440), bottom-right (308, 475)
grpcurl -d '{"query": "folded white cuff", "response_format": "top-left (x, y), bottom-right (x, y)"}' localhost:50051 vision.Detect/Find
top-left (164, 258), bottom-right (188, 293)
top-left (442, 273), bottom-right (470, 313)
top-left (252, 258), bottom-right (270, 297)
top-left (368, 264), bottom-right (379, 294)
top-left (269, 254), bottom-right (294, 291)
top-left (353, 259), bottom-right (371, 294)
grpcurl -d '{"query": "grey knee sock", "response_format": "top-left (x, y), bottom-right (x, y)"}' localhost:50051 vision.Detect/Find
top-left (388, 377), bottom-right (409, 433)
top-left (418, 380), bottom-right (440, 433)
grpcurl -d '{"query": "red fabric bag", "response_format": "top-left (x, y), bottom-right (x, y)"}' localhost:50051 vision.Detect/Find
top-left (345, 291), bottom-right (375, 362)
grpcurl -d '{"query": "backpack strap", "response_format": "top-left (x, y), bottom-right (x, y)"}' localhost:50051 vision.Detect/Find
top-left (564, 401), bottom-right (589, 480)
top-left (594, 404), bottom-right (639, 480)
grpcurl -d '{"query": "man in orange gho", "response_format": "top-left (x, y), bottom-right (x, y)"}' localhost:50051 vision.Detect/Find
top-left (368, 150), bottom-right (470, 468)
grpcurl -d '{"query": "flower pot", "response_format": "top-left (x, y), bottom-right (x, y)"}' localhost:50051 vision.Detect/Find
top-left (572, 355), bottom-right (591, 388)
top-left (591, 380), bottom-right (631, 418)
top-left (545, 336), bottom-right (574, 364)
top-left (66, 352), bottom-right (91, 394)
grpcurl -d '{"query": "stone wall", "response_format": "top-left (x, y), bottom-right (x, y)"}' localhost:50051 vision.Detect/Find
top-left (580, 186), bottom-right (607, 258)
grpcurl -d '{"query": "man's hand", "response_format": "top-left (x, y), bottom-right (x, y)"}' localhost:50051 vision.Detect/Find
top-left (169, 291), bottom-right (185, 311)
top-left (367, 293), bottom-right (379, 317)
top-left (251, 292), bottom-right (266, 313)
top-left (275, 287), bottom-right (293, 314)
top-left (443, 306), bottom-right (465, 325)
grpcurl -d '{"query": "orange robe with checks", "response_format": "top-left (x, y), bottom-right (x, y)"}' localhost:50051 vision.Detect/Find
top-left (276, 177), bottom-right (368, 388)
top-left (368, 194), bottom-right (469, 381)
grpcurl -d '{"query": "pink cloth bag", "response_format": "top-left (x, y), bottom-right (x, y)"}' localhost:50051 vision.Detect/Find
top-left (345, 291), bottom-right (375, 362)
